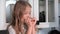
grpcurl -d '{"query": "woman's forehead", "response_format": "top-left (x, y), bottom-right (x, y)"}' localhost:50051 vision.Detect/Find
top-left (25, 6), bottom-right (31, 12)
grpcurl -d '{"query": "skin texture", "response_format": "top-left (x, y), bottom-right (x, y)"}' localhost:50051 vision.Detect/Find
top-left (22, 6), bottom-right (37, 34)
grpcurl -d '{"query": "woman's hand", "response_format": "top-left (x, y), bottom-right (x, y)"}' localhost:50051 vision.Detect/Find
top-left (31, 18), bottom-right (37, 26)
top-left (25, 17), bottom-right (37, 34)
top-left (24, 17), bottom-right (37, 27)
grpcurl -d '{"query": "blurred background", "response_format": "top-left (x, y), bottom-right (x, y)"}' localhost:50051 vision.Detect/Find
top-left (0, 0), bottom-right (60, 34)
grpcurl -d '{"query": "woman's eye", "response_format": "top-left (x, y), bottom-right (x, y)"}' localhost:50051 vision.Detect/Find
top-left (29, 11), bottom-right (31, 14)
top-left (24, 11), bottom-right (31, 15)
top-left (24, 12), bottom-right (27, 14)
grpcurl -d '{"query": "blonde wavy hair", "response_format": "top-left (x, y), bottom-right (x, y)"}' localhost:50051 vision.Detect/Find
top-left (8, 1), bottom-right (31, 34)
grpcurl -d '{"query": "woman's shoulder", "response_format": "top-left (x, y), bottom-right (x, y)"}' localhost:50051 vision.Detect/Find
top-left (8, 25), bottom-right (13, 29)
top-left (8, 25), bottom-right (16, 34)
top-left (8, 25), bottom-right (15, 31)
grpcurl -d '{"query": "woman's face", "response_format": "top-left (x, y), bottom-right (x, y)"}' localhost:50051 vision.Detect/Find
top-left (23, 6), bottom-right (31, 20)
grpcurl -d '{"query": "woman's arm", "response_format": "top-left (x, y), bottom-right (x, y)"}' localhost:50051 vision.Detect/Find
top-left (32, 25), bottom-right (36, 34)
top-left (31, 18), bottom-right (37, 34)
top-left (26, 27), bottom-right (32, 34)
top-left (25, 17), bottom-right (37, 34)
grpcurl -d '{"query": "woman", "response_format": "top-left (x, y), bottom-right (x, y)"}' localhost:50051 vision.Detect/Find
top-left (8, 0), bottom-right (37, 34)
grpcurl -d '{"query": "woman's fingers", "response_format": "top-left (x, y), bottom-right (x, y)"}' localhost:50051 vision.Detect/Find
top-left (24, 17), bottom-right (37, 27)
top-left (32, 18), bottom-right (37, 25)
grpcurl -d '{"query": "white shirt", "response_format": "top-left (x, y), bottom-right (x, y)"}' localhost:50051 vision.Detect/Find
top-left (8, 25), bottom-right (27, 34)
top-left (8, 26), bottom-right (21, 34)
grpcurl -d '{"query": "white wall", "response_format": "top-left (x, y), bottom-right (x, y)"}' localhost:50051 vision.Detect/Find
top-left (0, 0), bottom-right (7, 30)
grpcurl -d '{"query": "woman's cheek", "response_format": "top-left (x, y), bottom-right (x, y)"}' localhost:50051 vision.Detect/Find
top-left (23, 15), bottom-right (27, 19)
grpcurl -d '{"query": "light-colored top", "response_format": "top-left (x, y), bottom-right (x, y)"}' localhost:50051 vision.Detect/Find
top-left (8, 26), bottom-right (21, 34)
top-left (8, 26), bottom-right (16, 34)
top-left (8, 25), bottom-right (27, 34)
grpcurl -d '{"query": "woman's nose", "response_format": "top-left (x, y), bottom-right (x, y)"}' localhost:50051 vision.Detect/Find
top-left (28, 15), bottom-right (31, 18)
top-left (27, 14), bottom-right (31, 18)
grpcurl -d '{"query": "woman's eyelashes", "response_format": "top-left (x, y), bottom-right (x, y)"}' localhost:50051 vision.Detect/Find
top-left (24, 11), bottom-right (31, 14)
